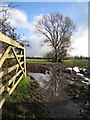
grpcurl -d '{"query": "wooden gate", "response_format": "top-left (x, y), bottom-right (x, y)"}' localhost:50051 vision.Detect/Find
top-left (0, 32), bottom-right (26, 108)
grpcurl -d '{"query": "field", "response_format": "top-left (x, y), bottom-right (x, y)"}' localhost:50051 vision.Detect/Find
top-left (2, 58), bottom-right (90, 119)
top-left (26, 58), bottom-right (90, 69)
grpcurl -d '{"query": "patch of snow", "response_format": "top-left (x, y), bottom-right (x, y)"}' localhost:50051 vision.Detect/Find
top-left (66, 68), bottom-right (73, 71)
top-left (84, 77), bottom-right (88, 81)
top-left (79, 68), bottom-right (83, 70)
top-left (73, 67), bottom-right (80, 73)
top-left (76, 73), bottom-right (84, 77)
top-left (83, 68), bottom-right (87, 72)
top-left (82, 81), bottom-right (89, 85)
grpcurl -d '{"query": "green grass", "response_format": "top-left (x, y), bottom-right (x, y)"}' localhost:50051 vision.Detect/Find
top-left (72, 82), bottom-right (87, 89)
top-left (26, 58), bottom-right (57, 64)
top-left (26, 58), bottom-right (90, 69)
top-left (63, 60), bottom-right (90, 69)
top-left (2, 76), bottom-right (50, 119)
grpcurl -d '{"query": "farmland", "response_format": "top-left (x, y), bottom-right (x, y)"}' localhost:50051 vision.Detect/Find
top-left (2, 58), bottom-right (90, 119)
top-left (26, 58), bottom-right (90, 69)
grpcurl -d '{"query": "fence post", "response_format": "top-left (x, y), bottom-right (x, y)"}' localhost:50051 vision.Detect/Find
top-left (24, 46), bottom-right (26, 77)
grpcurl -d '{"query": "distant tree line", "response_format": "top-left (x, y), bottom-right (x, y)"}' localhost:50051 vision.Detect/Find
top-left (26, 56), bottom-right (47, 60)
top-left (26, 56), bottom-right (90, 61)
top-left (67, 56), bottom-right (90, 60)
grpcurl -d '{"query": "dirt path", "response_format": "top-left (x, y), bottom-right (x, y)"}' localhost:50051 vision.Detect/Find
top-left (45, 90), bottom-right (80, 118)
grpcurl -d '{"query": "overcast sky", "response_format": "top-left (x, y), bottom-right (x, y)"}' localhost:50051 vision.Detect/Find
top-left (1, 1), bottom-right (88, 57)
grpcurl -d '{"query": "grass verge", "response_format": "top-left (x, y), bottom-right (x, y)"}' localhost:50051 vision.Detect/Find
top-left (2, 76), bottom-right (50, 119)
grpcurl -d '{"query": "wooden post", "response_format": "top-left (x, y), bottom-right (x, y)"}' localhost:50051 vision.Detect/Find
top-left (24, 46), bottom-right (26, 77)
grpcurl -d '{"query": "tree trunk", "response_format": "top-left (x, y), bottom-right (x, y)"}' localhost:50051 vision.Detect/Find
top-left (55, 50), bottom-right (58, 62)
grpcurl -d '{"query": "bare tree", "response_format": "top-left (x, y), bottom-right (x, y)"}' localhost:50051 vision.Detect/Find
top-left (0, 3), bottom-right (30, 47)
top-left (0, 3), bottom-right (18, 40)
top-left (35, 12), bottom-right (76, 62)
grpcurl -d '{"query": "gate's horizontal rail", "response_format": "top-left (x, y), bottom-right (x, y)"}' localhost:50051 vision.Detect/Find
top-left (0, 62), bottom-right (24, 79)
top-left (6, 54), bottom-right (24, 58)
top-left (0, 68), bottom-right (24, 94)
top-left (0, 54), bottom-right (24, 59)
top-left (0, 32), bottom-right (24, 49)
top-left (0, 73), bottom-right (23, 109)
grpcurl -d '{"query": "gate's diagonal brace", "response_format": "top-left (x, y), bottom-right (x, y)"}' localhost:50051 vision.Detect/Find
top-left (11, 47), bottom-right (25, 75)
top-left (0, 46), bottom-right (12, 68)
top-left (12, 50), bottom-right (23, 86)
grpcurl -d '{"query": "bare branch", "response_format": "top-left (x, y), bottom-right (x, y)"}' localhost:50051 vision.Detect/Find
top-left (35, 12), bottom-right (76, 61)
